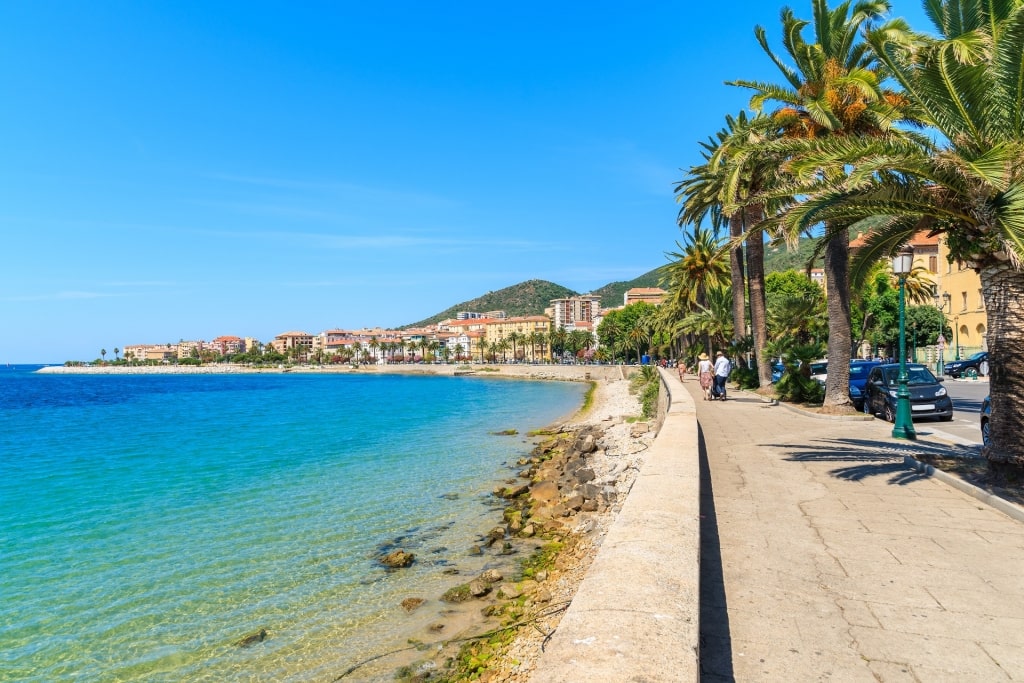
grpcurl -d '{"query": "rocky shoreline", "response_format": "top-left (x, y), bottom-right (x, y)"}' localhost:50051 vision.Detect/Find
top-left (40, 362), bottom-right (652, 681)
top-left (340, 373), bottom-right (654, 682)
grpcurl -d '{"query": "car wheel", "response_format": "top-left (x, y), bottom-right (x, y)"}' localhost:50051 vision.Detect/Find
top-left (982, 419), bottom-right (991, 447)
top-left (883, 403), bottom-right (896, 423)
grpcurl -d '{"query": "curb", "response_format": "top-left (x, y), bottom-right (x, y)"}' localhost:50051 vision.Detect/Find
top-left (903, 455), bottom-right (1024, 523)
top-left (775, 400), bottom-right (876, 421)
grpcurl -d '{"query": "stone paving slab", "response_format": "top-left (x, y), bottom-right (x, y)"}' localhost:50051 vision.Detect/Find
top-left (692, 384), bottom-right (1024, 682)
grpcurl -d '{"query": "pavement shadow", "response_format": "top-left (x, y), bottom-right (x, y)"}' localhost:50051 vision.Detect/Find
top-left (769, 437), bottom-right (982, 485)
top-left (698, 424), bottom-right (735, 682)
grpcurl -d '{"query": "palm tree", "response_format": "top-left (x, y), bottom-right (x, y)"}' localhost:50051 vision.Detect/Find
top-left (783, 0), bottom-right (1024, 467)
top-left (368, 336), bottom-right (380, 363)
top-left (478, 338), bottom-right (489, 364)
top-left (730, 0), bottom-right (917, 412)
top-left (548, 328), bottom-right (568, 362)
top-left (663, 226), bottom-right (730, 355)
top-left (677, 111), bottom-right (789, 387)
top-left (100, 348), bottom-right (107, 363)
top-left (680, 286), bottom-right (735, 352)
top-left (626, 319), bottom-right (651, 365)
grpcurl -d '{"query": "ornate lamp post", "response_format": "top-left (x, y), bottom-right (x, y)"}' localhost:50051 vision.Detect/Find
top-left (892, 248), bottom-right (916, 440)
top-left (933, 292), bottom-right (951, 374)
top-left (954, 315), bottom-right (961, 360)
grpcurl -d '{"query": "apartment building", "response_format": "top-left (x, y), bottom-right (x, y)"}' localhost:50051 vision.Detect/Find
top-left (484, 315), bottom-right (552, 361)
top-left (624, 287), bottom-right (667, 306)
top-left (935, 238), bottom-right (987, 357)
top-left (209, 336), bottom-right (246, 355)
top-left (122, 344), bottom-right (177, 363)
top-left (549, 295), bottom-right (602, 331)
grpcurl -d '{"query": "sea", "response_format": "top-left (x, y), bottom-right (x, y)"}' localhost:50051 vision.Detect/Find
top-left (0, 365), bottom-right (586, 682)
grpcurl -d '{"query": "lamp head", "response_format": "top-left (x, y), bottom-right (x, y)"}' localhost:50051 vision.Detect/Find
top-left (891, 247), bottom-right (914, 275)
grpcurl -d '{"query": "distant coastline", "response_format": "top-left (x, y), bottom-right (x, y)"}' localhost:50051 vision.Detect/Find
top-left (36, 362), bottom-right (626, 382)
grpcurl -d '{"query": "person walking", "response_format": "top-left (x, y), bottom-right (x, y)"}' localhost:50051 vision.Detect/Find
top-left (697, 353), bottom-right (714, 401)
top-left (713, 350), bottom-right (732, 401)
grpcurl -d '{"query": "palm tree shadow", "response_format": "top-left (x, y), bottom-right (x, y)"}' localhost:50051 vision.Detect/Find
top-left (768, 437), bottom-right (982, 484)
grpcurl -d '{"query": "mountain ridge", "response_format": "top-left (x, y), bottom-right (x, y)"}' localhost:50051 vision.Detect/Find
top-left (402, 268), bottom-right (667, 328)
top-left (402, 240), bottom-right (816, 328)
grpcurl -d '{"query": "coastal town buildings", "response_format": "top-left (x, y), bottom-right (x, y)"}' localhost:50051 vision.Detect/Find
top-left (122, 344), bottom-right (177, 363)
top-left (209, 336), bottom-right (246, 355)
top-left (270, 331), bottom-right (314, 359)
top-left (623, 287), bottom-right (667, 306)
top-left (484, 316), bottom-right (553, 361)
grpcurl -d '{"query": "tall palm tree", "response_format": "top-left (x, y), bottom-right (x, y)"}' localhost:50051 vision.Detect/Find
top-left (368, 336), bottom-right (380, 363)
top-left (730, 0), bottom-right (917, 412)
top-left (478, 338), bottom-right (489, 364)
top-left (676, 114), bottom-right (751, 347)
top-left (680, 286), bottom-right (735, 352)
top-left (507, 331), bottom-right (522, 362)
top-left (677, 111), bottom-right (790, 387)
top-left (663, 226), bottom-right (730, 355)
top-left (783, 0), bottom-right (1024, 467)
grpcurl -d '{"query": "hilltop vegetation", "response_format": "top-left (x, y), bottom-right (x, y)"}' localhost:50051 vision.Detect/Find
top-left (403, 242), bottom-right (827, 329)
top-left (403, 280), bottom-right (577, 328)
top-left (588, 267), bottom-right (666, 308)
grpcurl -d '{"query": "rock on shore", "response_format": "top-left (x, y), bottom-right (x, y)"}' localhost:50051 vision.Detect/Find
top-left (394, 372), bottom-right (656, 682)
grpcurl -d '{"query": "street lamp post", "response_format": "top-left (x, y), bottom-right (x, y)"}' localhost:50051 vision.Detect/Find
top-left (954, 315), bottom-right (961, 360)
top-left (936, 292), bottom-right (951, 375)
top-left (892, 248), bottom-right (916, 440)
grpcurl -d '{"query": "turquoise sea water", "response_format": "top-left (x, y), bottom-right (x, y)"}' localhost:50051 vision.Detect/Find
top-left (0, 367), bottom-right (585, 682)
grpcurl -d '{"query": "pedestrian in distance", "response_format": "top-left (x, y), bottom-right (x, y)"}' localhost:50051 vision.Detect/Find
top-left (697, 352), bottom-right (714, 401)
top-left (713, 350), bottom-right (732, 401)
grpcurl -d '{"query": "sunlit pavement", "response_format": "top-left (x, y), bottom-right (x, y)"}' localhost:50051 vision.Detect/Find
top-left (691, 382), bottom-right (1024, 681)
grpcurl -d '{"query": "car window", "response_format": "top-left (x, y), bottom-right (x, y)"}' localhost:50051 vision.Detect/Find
top-left (868, 368), bottom-right (881, 382)
top-left (849, 364), bottom-right (870, 377)
top-left (968, 351), bottom-right (987, 360)
top-left (810, 362), bottom-right (827, 374)
top-left (883, 366), bottom-right (938, 385)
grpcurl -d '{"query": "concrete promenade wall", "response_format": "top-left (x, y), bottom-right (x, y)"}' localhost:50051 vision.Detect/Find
top-left (529, 367), bottom-right (701, 682)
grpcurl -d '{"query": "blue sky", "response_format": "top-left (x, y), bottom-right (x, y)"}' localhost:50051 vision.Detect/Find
top-left (1, 1), bottom-right (933, 363)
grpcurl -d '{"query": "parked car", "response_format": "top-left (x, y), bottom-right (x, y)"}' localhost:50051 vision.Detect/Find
top-left (847, 360), bottom-right (883, 410)
top-left (981, 395), bottom-right (991, 446)
top-left (771, 362), bottom-right (785, 383)
top-left (944, 351), bottom-right (989, 378)
top-left (809, 360), bottom-right (828, 384)
top-left (863, 363), bottom-right (954, 422)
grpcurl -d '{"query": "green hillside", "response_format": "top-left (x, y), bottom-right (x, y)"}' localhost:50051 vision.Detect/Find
top-left (763, 237), bottom-right (825, 274)
top-left (588, 266), bottom-right (667, 309)
top-left (403, 279), bottom-right (578, 328)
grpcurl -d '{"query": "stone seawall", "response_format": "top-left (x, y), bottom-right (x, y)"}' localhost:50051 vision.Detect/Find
top-left (527, 366), bottom-right (701, 682)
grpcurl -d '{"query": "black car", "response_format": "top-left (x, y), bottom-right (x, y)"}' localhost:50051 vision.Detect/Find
top-left (863, 363), bottom-right (954, 422)
top-left (981, 395), bottom-right (991, 446)
top-left (944, 351), bottom-right (989, 378)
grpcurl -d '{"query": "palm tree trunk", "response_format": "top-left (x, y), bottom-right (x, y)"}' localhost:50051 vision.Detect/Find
top-left (745, 206), bottom-right (772, 387)
top-left (729, 212), bottom-right (746, 341)
top-left (822, 227), bottom-right (853, 412)
top-left (980, 261), bottom-right (1024, 469)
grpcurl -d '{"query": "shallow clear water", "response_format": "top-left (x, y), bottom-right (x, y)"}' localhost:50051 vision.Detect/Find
top-left (0, 367), bottom-right (584, 681)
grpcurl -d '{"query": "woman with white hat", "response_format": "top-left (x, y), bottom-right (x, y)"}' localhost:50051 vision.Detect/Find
top-left (697, 352), bottom-right (714, 401)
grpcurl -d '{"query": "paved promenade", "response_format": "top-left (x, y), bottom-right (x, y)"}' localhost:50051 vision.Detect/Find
top-left (689, 382), bottom-right (1024, 681)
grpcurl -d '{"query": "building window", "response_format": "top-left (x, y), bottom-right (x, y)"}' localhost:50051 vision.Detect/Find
top-left (961, 291), bottom-right (968, 311)
top-left (929, 255), bottom-right (937, 272)
top-left (978, 289), bottom-right (984, 310)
